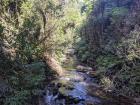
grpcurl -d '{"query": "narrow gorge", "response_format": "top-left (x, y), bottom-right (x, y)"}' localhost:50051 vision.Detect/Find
top-left (0, 0), bottom-right (139, 105)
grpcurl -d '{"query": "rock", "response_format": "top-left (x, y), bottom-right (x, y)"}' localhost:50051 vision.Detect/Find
top-left (87, 71), bottom-right (97, 78)
top-left (76, 65), bottom-right (93, 72)
top-left (66, 48), bottom-right (75, 55)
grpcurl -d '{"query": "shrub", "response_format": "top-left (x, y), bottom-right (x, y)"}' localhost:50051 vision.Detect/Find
top-left (116, 25), bottom-right (140, 60)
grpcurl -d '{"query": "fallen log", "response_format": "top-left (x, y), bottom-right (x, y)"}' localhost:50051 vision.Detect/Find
top-left (43, 53), bottom-right (65, 76)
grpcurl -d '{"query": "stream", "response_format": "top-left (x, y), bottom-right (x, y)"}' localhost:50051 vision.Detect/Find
top-left (42, 49), bottom-right (119, 105)
top-left (43, 70), bottom-right (119, 105)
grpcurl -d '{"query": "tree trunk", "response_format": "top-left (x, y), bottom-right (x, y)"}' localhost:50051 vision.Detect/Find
top-left (43, 53), bottom-right (64, 76)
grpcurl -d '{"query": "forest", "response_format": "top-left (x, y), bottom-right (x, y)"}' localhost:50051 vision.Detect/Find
top-left (0, 0), bottom-right (140, 105)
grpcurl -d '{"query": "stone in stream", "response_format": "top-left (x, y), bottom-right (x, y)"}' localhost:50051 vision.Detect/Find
top-left (76, 65), bottom-right (93, 72)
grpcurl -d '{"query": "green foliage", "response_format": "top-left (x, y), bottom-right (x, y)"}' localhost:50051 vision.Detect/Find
top-left (21, 0), bottom-right (33, 18)
top-left (111, 7), bottom-right (128, 16)
top-left (82, 0), bottom-right (94, 14)
top-left (15, 17), bottom-right (42, 63)
top-left (97, 55), bottom-right (140, 96)
top-left (3, 62), bottom-right (46, 105)
top-left (76, 39), bottom-right (90, 62)
top-left (5, 90), bottom-right (29, 105)
top-left (96, 54), bottom-right (120, 70)
top-left (113, 63), bottom-right (140, 96)
top-left (117, 26), bottom-right (140, 60)
top-left (75, 0), bottom-right (140, 97)
top-left (110, 7), bottom-right (129, 27)
top-left (0, 0), bottom-right (86, 104)
top-left (50, 0), bottom-right (84, 62)
top-left (95, 54), bottom-right (121, 79)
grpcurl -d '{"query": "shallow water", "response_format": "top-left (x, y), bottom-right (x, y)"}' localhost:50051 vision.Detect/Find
top-left (43, 49), bottom-right (119, 105)
top-left (43, 70), bottom-right (118, 105)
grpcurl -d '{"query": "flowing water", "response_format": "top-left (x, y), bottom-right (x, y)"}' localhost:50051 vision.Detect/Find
top-left (43, 70), bottom-right (120, 105)
top-left (42, 49), bottom-right (119, 105)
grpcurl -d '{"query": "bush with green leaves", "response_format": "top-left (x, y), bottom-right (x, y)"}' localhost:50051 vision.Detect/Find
top-left (96, 54), bottom-right (120, 70)
top-left (116, 26), bottom-right (140, 60)
top-left (75, 38), bottom-right (90, 62)
top-left (112, 62), bottom-right (140, 96)
top-left (2, 62), bottom-right (46, 105)
top-left (94, 53), bottom-right (121, 79)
